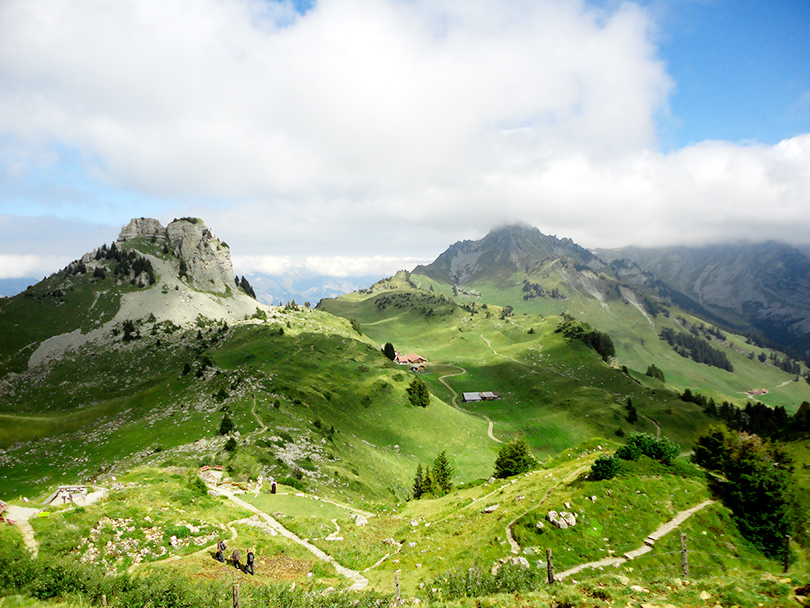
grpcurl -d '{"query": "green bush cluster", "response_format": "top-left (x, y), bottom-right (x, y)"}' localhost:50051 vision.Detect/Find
top-left (590, 453), bottom-right (621, 480)
top-left (616, 432), bottom-right (679, 465)
top-left (429, 563), bottom-right (543, 600)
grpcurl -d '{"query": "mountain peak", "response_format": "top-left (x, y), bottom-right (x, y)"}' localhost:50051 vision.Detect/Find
top-left (115, 217), bottom-right (235, 293)
top-left (415, 222), bottom-right (597, 284)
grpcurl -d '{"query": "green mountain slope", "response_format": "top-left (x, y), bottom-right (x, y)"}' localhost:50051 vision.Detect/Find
top-left (1, 218), bottom-right (808, 606)
top-left (399, 226), bottom-right (810, 414)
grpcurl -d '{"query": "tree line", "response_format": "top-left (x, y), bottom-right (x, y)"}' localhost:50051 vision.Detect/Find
top-left (659, 327), bottom-right (733, 372)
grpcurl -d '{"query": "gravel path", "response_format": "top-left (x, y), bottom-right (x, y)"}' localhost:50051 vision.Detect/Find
top-left (4, 505), bottom-right (41, 557)
top-left (556, 499), bottom-right (716, 580)
top-left (435, 364), bottom-right (502, 443)
top-left (211, 485), bottom-right (368, 591)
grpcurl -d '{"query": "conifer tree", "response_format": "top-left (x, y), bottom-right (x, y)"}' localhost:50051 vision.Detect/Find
top-left (413, 464), bottom-right (424, 499)
top-left (493, 438), bottom-right (534, 478)
top-left (432, 451), bottom-right (454, 495)
top-left (406, 376), bottom-right (430, 407)
top-left (218, 413), bottom-right (235, 435)
top-left (423, 464), bottom-right (435, 495)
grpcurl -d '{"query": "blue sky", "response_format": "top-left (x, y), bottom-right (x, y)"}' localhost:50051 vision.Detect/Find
top-left (652, 0), bottom-right (810, 148)
top-left (1, 0), bottom-right (809, 284)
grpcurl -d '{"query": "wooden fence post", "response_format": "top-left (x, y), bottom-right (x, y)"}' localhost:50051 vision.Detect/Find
top-left (394, 570), bottom-right (401, 606)
top-left (232, 581), bottom-right (240, 608)
top-left (546, 548), bottom-right (554, 585)
top-left (680, 533), bottom-right (688, 579)
top-left (101, 594), bottom-right (107, 607)
top-left (783, 535), bottom-right (791, 574)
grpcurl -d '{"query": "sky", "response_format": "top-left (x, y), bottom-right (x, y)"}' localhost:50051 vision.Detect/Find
top-left (1, 0), bottom-right (809, 284)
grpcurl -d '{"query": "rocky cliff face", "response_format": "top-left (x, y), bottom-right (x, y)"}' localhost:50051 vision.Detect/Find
top-left (600, 242), bottom-right (810, 354)
top-left (116, 217), bottom-right (235, 293)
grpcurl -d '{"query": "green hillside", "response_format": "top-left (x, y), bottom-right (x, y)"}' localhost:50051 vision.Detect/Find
top-left (1, 221), bottom-right (808, 607)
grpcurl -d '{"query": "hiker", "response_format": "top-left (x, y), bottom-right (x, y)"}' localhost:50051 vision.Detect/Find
top-left (245, 548), bottom-right (255, 575)
top-left (215, 538), bottom-right (226, 563)
top-left (232, 547), bottom-right (241, 570)
top-left (271, 479), bottom-right (277, 494)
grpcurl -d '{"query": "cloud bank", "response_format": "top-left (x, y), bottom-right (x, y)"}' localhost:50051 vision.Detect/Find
top-left (0, 0), bottom-right (808, 280)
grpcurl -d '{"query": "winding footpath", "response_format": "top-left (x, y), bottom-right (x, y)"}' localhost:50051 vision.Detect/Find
top-left (209, 484), bottom-right (369, 590)
top-left (4, 505), bottom-right (41, 557)
top-left (555, 499), bottom-right (716, 580)
top-left (434, 364), bottom-right (502, 444)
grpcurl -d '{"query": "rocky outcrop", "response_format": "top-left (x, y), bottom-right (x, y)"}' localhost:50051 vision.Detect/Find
top-left (117, 218), bottom-right (165, 242)
top-left (546, 510), bottom-right (577, 529)
top-left (165, 218), bottom-right (234, 293)
top-left (115, 217), bottom-right (236, 294)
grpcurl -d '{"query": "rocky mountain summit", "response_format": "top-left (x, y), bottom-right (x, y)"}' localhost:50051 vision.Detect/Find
top-left (7, 217), bottom-right (266, 371)
top-left (115, 217), bottom-right (235, 293)
top-left (414, 223), bottom-right (602, 285)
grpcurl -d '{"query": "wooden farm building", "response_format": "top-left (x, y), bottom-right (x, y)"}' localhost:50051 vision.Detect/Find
top-left (462, 391), bottom-right (500, 403)
top-left (395, 352), bottom-right (427, 365)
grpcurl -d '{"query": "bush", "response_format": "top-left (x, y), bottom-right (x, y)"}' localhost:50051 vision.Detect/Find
top-left (617, 432), bottom-right (679, 464)
top-left (278, 476), bottom-right (307, 492)
top-left (590, 454), bottom-right (621, 480)
top-left (0, 535), bottom-right (36, 593)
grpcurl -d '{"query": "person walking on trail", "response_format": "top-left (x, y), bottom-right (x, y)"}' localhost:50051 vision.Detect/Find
top-left (232, 548), bottom-right (241, 570)
top-left (215, 538), bottom-right (226, 563)
top-left (245, 548), bottom-right (255, 575)
top-left (271, 479), bottom-right (277, 494)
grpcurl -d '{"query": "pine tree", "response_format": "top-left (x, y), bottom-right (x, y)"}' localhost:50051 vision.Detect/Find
top-left (406, 376), bottom-right (430, 407)
top-left (240, 276), bottom-right (257, 299)
top-left (218, 413), bottom-right (235, 435)
top-left (412, 464), bottom-right (424, 499)
top-left (383, 342), bottom-right (396, 361)
top-left (493, 438), bottom-right (534, 478)
top-left (423, 465), bottom-right (435, 496)
top-left (432, 451), bottom-right (454, 495)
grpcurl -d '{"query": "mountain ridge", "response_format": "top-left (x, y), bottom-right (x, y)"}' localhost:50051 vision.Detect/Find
top-left (597, 241), bottom-right (810, 355)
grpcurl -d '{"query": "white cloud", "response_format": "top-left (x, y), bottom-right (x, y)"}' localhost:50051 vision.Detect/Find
top-left (0, 254), bottom-right (72, 279)
top-left (0, 0), bottom-right (808, 276)
top-left (0, 0), bottom-right (668, 198)
top-left (232, 254), bottom-right (430, 278)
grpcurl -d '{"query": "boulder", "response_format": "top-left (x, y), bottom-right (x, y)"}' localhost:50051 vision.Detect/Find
top-left (547, 510), bottom-right (576, 529)
top-left (562, 512), bottom-right (577, 527)
top-left (353, 514), bottom-right (368, 526)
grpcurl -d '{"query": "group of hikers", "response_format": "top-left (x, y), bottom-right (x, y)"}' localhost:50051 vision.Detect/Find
top-left (215, 538), bottom-right (255, 575)
top-left (211, 477), bottom-right (280, 574)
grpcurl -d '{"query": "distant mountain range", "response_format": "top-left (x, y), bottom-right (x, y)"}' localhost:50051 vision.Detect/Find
top-left (404, 224), bottom-right (810, 358)
top-left (597, 242), bottom-right (810, 356)
top-left (3, 219), bottom-right (808, 357)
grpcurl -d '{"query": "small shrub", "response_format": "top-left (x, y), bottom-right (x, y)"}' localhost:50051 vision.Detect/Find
top-left (590, 454), bottom-right (621, 480)
top-left (278, 476), bottom-right (307, 492)
top-left (218, 413), bottom-right (235, 435)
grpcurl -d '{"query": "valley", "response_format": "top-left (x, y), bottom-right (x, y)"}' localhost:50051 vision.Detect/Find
top-left (0, 218), bottom-right (808, 607)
